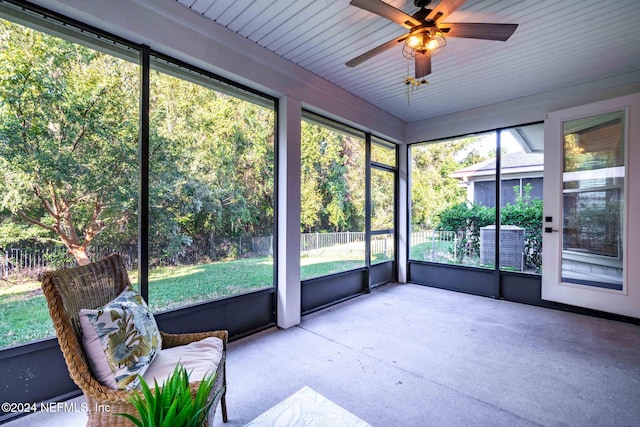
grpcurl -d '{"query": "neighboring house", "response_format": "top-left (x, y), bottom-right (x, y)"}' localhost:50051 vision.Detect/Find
top-left (450, 127), bottom-right (544, 206)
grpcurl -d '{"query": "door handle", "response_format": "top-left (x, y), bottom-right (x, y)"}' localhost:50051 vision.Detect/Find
top-left (544, 227), bottom-right (559, 233)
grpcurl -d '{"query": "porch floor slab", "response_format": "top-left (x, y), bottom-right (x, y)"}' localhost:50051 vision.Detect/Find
top-left (6, 283), bottom-right (640, 426)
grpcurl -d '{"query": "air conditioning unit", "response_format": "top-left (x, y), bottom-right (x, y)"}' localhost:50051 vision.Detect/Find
top-left (480, 225), bottom-right (525, 271)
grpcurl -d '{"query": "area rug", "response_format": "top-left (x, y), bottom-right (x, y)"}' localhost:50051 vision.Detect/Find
top-left (244, 386), bottom-right (371, 427)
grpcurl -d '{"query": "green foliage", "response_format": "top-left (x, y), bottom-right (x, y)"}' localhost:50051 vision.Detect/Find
top-left (0, 19), bottom-right (139, 263)
top-left (0, 19), bottom-right (277, 265)
top-left (436, 202), bottom-right (495, 262)
top-left (300, 121), bottom-right (364, 233)
top-left (436, 184), bottom-right (543, 270)
top-left (147, 71), bottom-right (275, 263)
top-left (42, 249), bottom-right (75, 270)
top-left (501, 184), bottom-right (543, 271)
top-left (410, 138), bottom-right (489, 230)
top-left (0, 217), bottom-right (50, 247)
top-left (119, 364), bottom-right (217, 427)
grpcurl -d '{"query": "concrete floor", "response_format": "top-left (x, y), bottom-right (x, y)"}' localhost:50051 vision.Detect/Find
top-left (6, 283), bottom-right (640, 426)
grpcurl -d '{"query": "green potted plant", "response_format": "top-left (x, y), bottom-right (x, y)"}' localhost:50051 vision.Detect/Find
top-left (119, 364), bottom-right (218, 427)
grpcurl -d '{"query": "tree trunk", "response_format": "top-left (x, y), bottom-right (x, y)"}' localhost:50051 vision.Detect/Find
top-left (19, 184), bottom-right (107, 267)
top-left (69, 245), bottom-right (91, 266)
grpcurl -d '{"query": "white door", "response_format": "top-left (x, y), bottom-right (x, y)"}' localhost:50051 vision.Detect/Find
top-left (542, 93), bottom-right (640, 318)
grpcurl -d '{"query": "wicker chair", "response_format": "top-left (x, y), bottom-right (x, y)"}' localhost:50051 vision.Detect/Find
top-left (41, 254), bottom-right (228, 426)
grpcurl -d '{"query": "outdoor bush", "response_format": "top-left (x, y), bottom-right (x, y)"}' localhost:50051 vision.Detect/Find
top-left (42, 250), bottom-right (75, 271)
top-left (436, 202), bottom-right (494, 262)
top-left (501, 184), bottom-right (543, 271)
top-left (435, 184), bottom-right (542, 271)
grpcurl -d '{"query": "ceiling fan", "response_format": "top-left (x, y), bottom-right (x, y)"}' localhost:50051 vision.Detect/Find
top-left (346, 0), bottom-right (518, 79)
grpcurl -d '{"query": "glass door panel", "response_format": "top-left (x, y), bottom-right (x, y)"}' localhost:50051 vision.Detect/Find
top-left (561, 111), bottom-right (624, 290)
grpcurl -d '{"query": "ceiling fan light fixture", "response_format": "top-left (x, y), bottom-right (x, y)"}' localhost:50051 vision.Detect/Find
top-left (406, 35), bottom-right (423, 49)
top-left (402, 29), bottom-right (446, 59)
top-left (425, 37), bottom-right (441, 51)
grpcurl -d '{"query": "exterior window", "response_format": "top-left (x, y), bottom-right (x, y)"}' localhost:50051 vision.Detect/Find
top-left (474, 180), bottom-right (496, 207)
top-left (501, 179), bottom-right (521, 206)
top-left (147, 60), bottom-right (276, 312)
top-left (523, 178), bottom-right (543, 201)
top-left (300, 113), bottom-right (365, 280)
top-left (0, 18), bottom-right (139, 347)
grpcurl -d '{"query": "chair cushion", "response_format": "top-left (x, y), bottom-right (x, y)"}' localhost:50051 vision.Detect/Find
top-left (142, 336), bottom-right (223, 385)
top-left (79, 289), bottom-right (162, 390)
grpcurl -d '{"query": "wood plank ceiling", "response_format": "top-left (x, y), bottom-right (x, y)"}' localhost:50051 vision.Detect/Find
top-left (175, 0), bottom-right (640, 123)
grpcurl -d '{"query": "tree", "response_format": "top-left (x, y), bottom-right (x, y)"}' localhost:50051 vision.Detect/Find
top-left (300, 121), bottom-right (364, 233)
top-left (411, 137), bottom-right (487, 230)
top-left (0, 20), bottom-right (139, 264)
top-left (147, 70), bottom-right (275, 262)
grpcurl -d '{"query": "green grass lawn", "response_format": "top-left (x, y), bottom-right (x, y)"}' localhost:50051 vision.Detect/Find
top-left (146, 257), bottom-right (274, 312)
top-left (0, 255), bottom-right (366, 348)
top-left (300, 258), bottom-right (365, 281)
top-left (0, 281), bottom-right (54, 348)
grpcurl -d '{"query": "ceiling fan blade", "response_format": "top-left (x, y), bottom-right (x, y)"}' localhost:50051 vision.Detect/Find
top-left (346, 34), bottom-right (407, 68)
top-left (414, 51), bottom-right (431, 78)
top-left (350, 0), bottom-right (421, 29)
top-left (426, 0), bottom-right (467, 22)
top-left (439, 22), bottom-right (518, 41)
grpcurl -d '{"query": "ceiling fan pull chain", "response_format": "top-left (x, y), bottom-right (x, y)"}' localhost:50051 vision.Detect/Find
top-left (406, 60), bottom-right (412, 106)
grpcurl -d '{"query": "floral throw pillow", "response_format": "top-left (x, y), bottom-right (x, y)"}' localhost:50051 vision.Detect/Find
top-left (79, 289), bottom-right (162, 390)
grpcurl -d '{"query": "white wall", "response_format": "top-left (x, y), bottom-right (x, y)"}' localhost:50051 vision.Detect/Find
top-left (277, 96), bottom-right (302, 328)
top-left (407, 71), bottom-right (640, 143)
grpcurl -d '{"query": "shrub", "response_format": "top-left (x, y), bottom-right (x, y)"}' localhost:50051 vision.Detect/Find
top-left (501, 184), bottom-right (543, 271)
top-left (436, 183), bottom-right (542, 271)
top-left (436, 202), bottom-right (494, 262)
